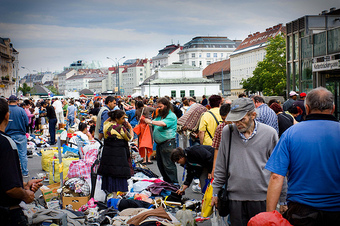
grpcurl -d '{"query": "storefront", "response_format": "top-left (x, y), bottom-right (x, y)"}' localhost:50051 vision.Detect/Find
top-left (286, 9), bottom-right (340, 119)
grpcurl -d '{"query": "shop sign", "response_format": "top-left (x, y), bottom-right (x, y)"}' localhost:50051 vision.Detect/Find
top-left (312, 60), bottom-right (340, 72)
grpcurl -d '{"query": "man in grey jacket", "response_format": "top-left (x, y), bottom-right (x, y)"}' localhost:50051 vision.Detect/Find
top-left (211, 98), bottom-right (286, 226)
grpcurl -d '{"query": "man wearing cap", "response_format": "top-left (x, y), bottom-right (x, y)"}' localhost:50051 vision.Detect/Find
top-left (292, 92), bottom-right (306, 121)
top-left (266, 87), bottom-right (340, 225)
top-left (283, 91), bottom-right (297, 111)
top-left (5, 95), bottom-right (29, 177)
top-left (212, 98), bottom-right (285, 226)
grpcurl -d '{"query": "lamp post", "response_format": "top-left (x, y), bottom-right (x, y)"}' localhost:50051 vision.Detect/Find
top-left (107, 56), bottom-right (125, 95)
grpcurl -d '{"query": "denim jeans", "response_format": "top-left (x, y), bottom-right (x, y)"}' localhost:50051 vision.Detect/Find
top-left (49, 118), bottom-right (57, 144)
top-left (67, 116), bottom-right (75, 130)
top-left (11, 134), bottom-right (28, 175)
top-left (156, 139), bottom-right (178, 184)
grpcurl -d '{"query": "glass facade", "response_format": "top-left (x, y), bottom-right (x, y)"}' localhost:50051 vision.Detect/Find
top-left (288, 63), bottom-right (293, 91)
top-left (313, 32), bottom-right (327, 57)
top-left (294, 34), bottom-right (299, 60)
top-left (301, 59), bottom-right (313, 92)
top-left (288, 36), bottom-right (293, 61)
top-left (328, 27), bottom-right (340, 54)
top-left (301, 37), bottom-right (313, 59)
top-left (294, 62), bottom-right (299, 92)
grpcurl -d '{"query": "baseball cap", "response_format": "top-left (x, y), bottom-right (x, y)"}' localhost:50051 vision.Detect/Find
top-left (226, 98), bottom-right (255, 121)
top-left (8, 95), bottom-right (18, 101)
top-left (299, 92), bottom-right (306, 98)
top-left (289, 91), bottom-right (298, 96)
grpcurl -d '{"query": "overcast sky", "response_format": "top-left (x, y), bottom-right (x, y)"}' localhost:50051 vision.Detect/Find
top-left (1, 0), bottom-right (339, 77)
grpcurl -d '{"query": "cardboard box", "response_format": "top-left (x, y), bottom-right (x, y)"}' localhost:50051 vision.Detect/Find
top-left (40, 182), bottom-right (60, 202)
top-left (62, 196), bottom-right (90, 211)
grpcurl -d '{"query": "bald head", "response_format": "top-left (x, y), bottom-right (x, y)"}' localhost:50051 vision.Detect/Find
top-left (305, 87), bottom-right (334, 114)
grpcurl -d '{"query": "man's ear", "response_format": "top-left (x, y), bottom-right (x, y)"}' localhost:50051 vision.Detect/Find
top-left (331, 104), bottom-right (335, 114)
top-left (305, 105), bottom-right (310, 115)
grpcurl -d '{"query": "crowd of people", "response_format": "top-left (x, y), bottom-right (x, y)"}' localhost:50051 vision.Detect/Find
top-left (0, 87), bottom-right (339, 225)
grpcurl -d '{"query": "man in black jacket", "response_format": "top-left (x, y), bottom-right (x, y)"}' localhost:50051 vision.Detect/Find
top-left (42, 100), bottom-right (57, 145)
top-left (171, 145), bottom-right (214, 195)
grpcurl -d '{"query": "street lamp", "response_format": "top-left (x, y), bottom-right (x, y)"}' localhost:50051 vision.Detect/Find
top-left (107, 56), bottom-right (125, 95)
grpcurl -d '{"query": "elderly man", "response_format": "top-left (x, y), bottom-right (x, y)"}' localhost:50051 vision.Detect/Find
top-left (212, 98), bottom-right (285, 226)
top-left (144, 97), bottom-right (178, 184)
top-left (266, 87), bottom-right (340, 225)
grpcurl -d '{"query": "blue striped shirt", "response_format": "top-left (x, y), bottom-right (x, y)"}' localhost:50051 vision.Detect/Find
top-left (255, 104), bottom-right (279, 134)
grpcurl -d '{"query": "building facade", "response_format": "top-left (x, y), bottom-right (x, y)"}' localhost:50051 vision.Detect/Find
top-left (140, 62), bottom-right (219, 98)
top-left (89, 76), bottom-right (107, 94)
top-left (152, 44), bottom-right (182, 71)
top-left (121, 59), bottom-right (151, 95)
top-left (203, 59), bottom-right (231, 96)
top-left (230, 24), bottom-right (286, 97)
top-left (178, 36), bottom-right (241, 70)
top-left (286, 8), bottom-right (340, 119)
top-left (65, 73), bottom-right (99, 92)
top-left (57, 69), bottom-right (77, 94)
top-left (0, 37), bottom-right (17, 97)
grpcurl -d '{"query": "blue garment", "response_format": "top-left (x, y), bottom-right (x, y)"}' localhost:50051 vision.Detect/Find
top-left (6, 105), bottom-right (28, 136)
top-left (126, 109), bottom-right (138, 128)
top-left (67, 105), bottom-right (77, 119)
top-left (11, 134), bottom-right (28, 176)
top-left (265, 114), bottom-right (340, 211)
top-left (99, 105), bottom-right (110, 134)
top-left (256, 104), bottom-right (278, 134)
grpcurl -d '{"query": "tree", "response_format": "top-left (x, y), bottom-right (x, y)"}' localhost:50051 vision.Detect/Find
top-left (18, 83), bottom-right (31, 96)
top-left (241, 33), bottom-right (286, 96)
top-left (46, 86), bottom-right (60, 95)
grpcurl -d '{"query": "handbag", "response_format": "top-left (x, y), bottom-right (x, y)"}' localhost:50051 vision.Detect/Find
top-left (217, 124), bottom-right (233, 217)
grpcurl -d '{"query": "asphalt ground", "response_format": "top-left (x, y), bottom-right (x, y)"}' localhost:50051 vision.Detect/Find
top-left (24, 136), bottom-right (213, 225)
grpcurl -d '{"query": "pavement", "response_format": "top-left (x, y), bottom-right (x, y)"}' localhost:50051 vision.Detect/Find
top-left (24, 136), bottom-right (212, 225)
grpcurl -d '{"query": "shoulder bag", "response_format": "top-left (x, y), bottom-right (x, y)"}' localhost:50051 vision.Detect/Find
top-left (217, 124), bottom-right (233, 217)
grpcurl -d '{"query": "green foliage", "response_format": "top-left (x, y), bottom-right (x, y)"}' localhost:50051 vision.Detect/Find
top-left (241, 33), bottom-right (286, 96)
top-left (18, 83), bottom-right (31, 96)
top-left (46, 86), bottom-right (60, 95)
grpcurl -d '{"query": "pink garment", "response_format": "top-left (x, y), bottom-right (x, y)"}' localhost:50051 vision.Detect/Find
top-left (25, 108), bottom-right (34, 124)
top-left (142, 178), bottom-right (164, 183)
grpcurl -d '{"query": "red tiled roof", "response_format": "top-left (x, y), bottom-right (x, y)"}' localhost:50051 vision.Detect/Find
top-left (203, 59), bottom-right (230, 78)
top-left (235, 24), bottom-right (286, 51)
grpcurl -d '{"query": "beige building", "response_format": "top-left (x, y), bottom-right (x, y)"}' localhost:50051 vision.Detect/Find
top-left (0, 37), bottom-right (18, 97)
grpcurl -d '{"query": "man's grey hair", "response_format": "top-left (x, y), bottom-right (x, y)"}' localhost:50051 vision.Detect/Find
top-left (305, 87), bottom-right (334, 112)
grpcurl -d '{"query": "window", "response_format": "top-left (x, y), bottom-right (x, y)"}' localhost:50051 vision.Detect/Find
top-left (192, 61), bottom-right (196, 66)
top-left (207, 53), bottom-right (211, 57)
top-left (199, 53), bottom-right (202, 58)
top-left (140, 68), bottom-right (143, 71)
top-left (207, 61), bottom-right (211, 65)
top-left (189, 90), bottom-right (195, 97)
top-left (171, 90), bottom-right (176, 98)
top-left (191, 53), bottom-right (195, 58)
top-left (221, 53), bottom-right (223, 58)
top-left (140, 73), bottom-right (143, 76)
top-left (213, 53), bottom-right (217, 57)
top-left (199, 61), bottom-right (202, 66)
top-left (180, 90), bottom-right (185, 97)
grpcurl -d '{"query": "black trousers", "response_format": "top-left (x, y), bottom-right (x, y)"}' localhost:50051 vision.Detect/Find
top-left (284, 202), bottom-right (340, 226)
top-left (0, 207), bottom-right (28, 226)
top-left (229, 200), bottom-right (266, 226)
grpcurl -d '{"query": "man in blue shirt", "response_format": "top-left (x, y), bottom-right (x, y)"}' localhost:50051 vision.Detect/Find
top-left (252, 95), bottom-right (278, 134)
top-left (5, 95), bottom-right (29, 177)
top-left (266, 87), bottom-right (340, 225)
top-left (94, 96), bottom-right (116, 140)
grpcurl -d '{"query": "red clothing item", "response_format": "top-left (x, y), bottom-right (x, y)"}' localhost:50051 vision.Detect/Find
top-left (133, 116), bottom-right (153, 158)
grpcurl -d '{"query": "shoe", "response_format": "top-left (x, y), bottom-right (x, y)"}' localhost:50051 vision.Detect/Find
top-left (23, 174), bottom-right (29, 178)
top-left (193, 179), bottom-right (199, 184)
top-left (191, 184), bottom-right (201, 193)
top-left (146, 161), bottom-right (153, 165)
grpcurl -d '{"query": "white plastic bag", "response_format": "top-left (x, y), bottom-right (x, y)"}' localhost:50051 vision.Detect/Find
top-left (211, 209), bottom-right (229, 226)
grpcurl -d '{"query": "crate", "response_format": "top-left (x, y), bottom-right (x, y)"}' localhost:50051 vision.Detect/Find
top-left (40, 182), bottom-right (60, 202)
top-left (62, 196), bottom-right (90, 211)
